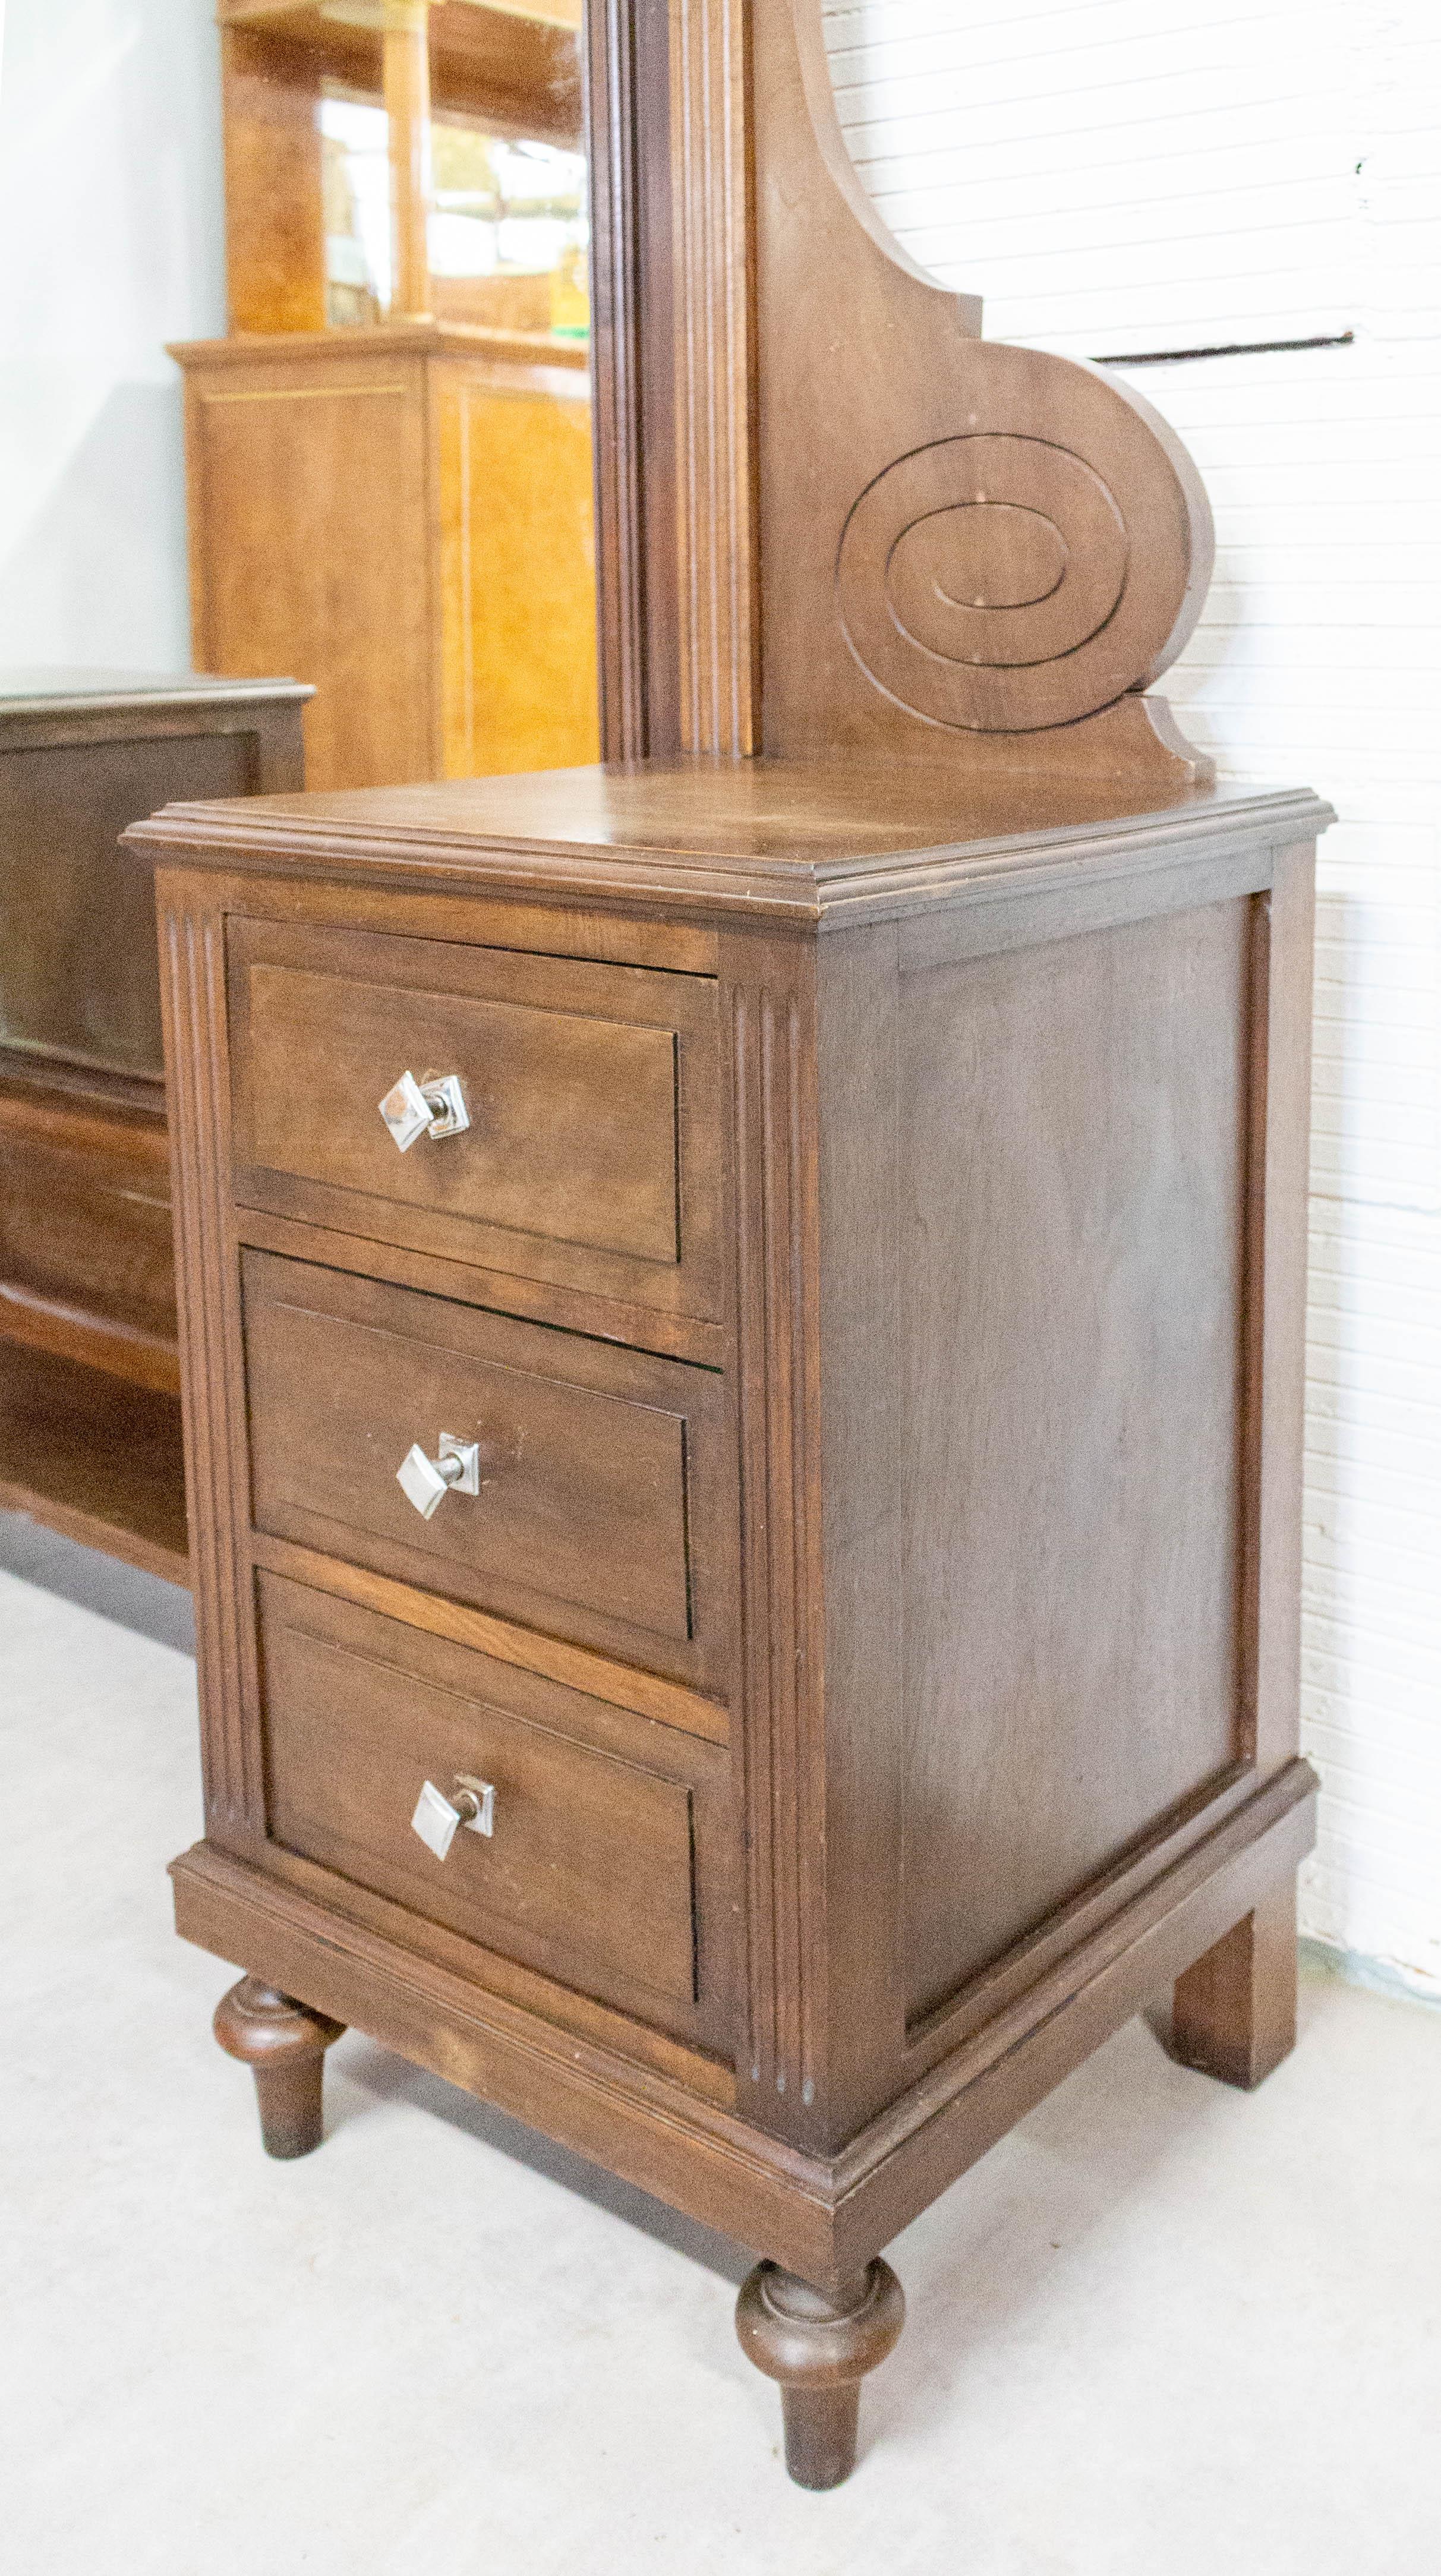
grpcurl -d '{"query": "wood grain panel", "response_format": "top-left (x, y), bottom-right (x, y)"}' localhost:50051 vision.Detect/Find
top-left (241, 1249), bottom-right (733, 1689)
top-left (157, 886), bottom-right (266, 1843)
top-left (0, 1339), bottom-right (187, 1584)
top-left (220, 24), bottom-right (326, 335)
top-left (0, 1080), bottom-right (175, 1376)
top-left (258, 1572), bottom-right (702, 2022)
top-left (227, 915), bottom-right (723, 1318)
top-left (188, 365), bottom-right (431, 789)
top-left (727, 948), bottom-right (825, 2124)
top-left (669, 0), bottom-right (758, 753)
top-left (437, 369), bottom-right (600, 778)
top-left (248, 1531), bottom-right (730, 1743)
top-left (0, 729), bottom-right (254, 1080)
top-left (899, 899), bottom-right (1253, 2022)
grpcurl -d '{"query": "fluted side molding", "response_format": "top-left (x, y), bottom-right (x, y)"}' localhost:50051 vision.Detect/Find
top-left (157, 884), bottom-right (263, 1846)
top-left (669, 0), bottom-right (759, 755)
top-left (729, 969), bottom-right (827, 2126)
top-left (588, 0), bottom-right (649, 758)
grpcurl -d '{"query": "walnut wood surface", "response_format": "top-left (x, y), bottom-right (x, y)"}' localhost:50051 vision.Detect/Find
top-left (213, 1974), bottom-right (345, 2157)
top-left (129, 759), bottom-right (1330, 921)
top-left (226, 914), bottom-right (721, 1319)
top-left (0, 1074), bottom-right (176, 1389)
top-left (735, 2259), bottom-right (905, 2488)
top-left (0, 677), bottom-right (304, 1577)
top-left (241, 1248), bottom-right (734, 1691)
top-left (171, 1760), bottom-right (1316, 2285)
top-left (154, 777), bottom-right (1325, 2218)
top-left (0, 680), bottom-right (305, 1081)
top-left (258, 1570), bottom-right (730, 2044)
top-left (0, 1340), bottom-right (188, 1584)
top-left (1170, 1881), bottom-right (1299, 2088)
top-left (146, 0), bottom-right (1332, 2477)
top-left (898, 897), bottom-right (1253, 2022)
top-left (248, 1533), bottom-right (729, 1743)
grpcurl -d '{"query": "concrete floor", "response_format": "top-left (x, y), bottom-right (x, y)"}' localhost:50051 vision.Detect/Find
top-left (3, 1514), bottom-right (1440, 2575)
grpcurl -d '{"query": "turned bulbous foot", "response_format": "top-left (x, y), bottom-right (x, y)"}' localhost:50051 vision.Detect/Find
top-left (736, 2257), bottom-right (904, 2488)
top-left (213, 1976), bottom-right (346, 2158)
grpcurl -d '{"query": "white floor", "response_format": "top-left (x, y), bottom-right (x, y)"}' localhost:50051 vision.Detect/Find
top-left (3, 1524), bottom-right (1440, 2576)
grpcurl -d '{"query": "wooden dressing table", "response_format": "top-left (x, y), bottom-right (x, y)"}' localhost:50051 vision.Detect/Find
top-left (130, 0), bottom-right (1332, 2489)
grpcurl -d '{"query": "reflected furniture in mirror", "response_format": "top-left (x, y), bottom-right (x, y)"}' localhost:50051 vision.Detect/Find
top-left (0, 671), bottom-right (307, 1580)
top-left (172, 0), bottom-right (598, 790)
top-left (134, 0), bottom-right (1332, 2489)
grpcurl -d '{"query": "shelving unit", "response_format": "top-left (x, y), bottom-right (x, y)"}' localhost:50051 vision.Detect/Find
top-left (0, 671), bottom-right (310, 1588)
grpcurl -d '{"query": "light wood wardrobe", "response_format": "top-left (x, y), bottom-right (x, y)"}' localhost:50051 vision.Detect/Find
top-left (174, 2), bottom-right (599, 789)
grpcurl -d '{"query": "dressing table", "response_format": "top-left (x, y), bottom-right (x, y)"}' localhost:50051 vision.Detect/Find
top-left (130, 0), bottom-right (1331, 2488)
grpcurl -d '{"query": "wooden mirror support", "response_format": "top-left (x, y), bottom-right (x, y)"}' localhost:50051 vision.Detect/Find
top-left (132, 0), bottom-right (1333, 2493)
top-left (635, 0), bottom-right (1214, 783)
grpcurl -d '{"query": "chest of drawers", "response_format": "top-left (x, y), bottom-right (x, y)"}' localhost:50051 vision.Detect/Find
top-left (131, 755), bottom-right (1330, 2486)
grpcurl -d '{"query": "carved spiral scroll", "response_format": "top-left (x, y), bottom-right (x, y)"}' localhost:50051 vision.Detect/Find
top-left (837, 424), bottom-right (1199, 735)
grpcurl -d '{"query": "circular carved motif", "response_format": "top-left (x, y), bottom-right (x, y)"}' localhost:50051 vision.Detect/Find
top-left (837, 433), bottom-right (1150, 732)
top-left (892, 502), bottom-right (1069, 618)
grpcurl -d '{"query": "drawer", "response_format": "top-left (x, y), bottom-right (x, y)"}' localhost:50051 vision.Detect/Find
top-left (256, 1572), bottom-right (731, 2038)
top-left (228, 919), bottom-right (723, 1320)
top-left (242, 1250), bottom-right (733, 1692)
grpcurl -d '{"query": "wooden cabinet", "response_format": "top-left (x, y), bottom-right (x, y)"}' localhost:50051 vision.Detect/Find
top-left (135, 756), bottom-right (1329, 2478)
top-left (176, 1), bottom-right (600, 792)
top-left (0, 670), bottom-right (307, 1579)
top-left (134, 0), bottom-right (1335, 2501)
top-left (173, 326), bottom-right (598, 790)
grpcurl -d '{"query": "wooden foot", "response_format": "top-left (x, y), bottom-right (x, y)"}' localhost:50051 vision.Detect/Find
top-left (1171, 1881), bottom-right (1298, 2091)
top-left (213, 1977), bottom-right (346, 2158)
top-left (735, 2259), bottom-right (904, 2488)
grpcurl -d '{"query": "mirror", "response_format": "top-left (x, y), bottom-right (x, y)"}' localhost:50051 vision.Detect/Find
top-left (185, 1), bottom-right (598, 789)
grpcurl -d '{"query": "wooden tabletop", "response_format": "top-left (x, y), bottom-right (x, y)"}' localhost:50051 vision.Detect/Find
top-left (127, 755), bottom-right (1335, 929)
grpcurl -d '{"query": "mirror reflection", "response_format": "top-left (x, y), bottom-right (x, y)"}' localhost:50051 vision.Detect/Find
top-left (172, 0), bottom-right (598, 790)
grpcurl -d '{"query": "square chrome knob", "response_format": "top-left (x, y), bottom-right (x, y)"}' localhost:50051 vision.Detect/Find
top-left (378, 1069), bottom-right (434, 1151)
top-left (411, 1776), bottom-right (496, 1862)
top-left (379, 1070), bottom-right (471, 1150)
top-left (396, 1434), bottom-right (480, 1519)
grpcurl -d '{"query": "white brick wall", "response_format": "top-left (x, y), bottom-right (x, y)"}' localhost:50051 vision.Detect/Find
top-left (824, 0), bottom-right (1441, 1997)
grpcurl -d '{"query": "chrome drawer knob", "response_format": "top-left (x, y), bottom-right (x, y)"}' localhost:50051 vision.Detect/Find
top-left (379, 1070), bottom-right (470, 1151)
top-left (396, 1433), bottom-right (480, 1519)
top-left (411, 1774), bottom-right (496, 1862)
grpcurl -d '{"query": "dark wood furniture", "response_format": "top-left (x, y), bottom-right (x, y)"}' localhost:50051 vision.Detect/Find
top-left (131, 0), bottom-right (1333, 2493)
top-left (0, 670), bottom-right (307, 1579)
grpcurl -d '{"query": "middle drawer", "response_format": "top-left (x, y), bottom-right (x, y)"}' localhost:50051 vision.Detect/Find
top-left (242, 1249), bottom-right (733, 1693)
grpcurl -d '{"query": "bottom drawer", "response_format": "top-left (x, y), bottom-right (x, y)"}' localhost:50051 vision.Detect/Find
top-left (256, 1572), bottom-right (730, 2042)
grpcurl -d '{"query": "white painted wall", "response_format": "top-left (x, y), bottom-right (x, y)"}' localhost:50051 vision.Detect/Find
top-left (825, 0), bottom-right (1441, 1998)
top-left (0, 0), bottom-right (226, 669)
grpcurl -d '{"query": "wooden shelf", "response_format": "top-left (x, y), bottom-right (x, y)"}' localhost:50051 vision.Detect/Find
top-left (0, 1338), bottom-right (189, 1587)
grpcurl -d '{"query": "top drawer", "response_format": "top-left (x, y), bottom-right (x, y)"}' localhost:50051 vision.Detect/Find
top-left (227, 920), bottom-right (723, 1319)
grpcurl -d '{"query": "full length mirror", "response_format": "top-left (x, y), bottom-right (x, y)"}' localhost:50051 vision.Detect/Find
top-left (173, 0), bottom-right (599, 789)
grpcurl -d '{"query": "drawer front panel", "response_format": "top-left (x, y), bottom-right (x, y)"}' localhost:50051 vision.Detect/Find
top-left (257, 1573), bottom-right (714, 2027)
top-left (243, 1250), bottom-right (731, 1689)
top-left (228, 920), bottom-right (722, 1317)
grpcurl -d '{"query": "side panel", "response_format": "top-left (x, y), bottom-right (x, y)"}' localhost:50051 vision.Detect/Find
top-left (185, 356), bottom-right (431, 790)
top-left (898, 898), bottom-right (1255, 2025)
top-left (435, 364), bottom-right (601, 779)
